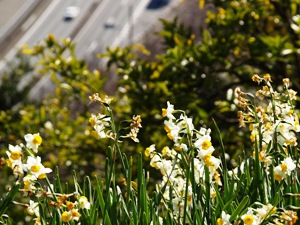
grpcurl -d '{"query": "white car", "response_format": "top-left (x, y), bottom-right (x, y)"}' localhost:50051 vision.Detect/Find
top-left (104, 17), bottom-right (115, 28)
top-left (63, 6), bottom-right (80, 21)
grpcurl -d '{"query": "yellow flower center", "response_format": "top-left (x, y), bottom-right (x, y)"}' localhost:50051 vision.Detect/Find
top-left (71, 209), bottom-right (80, 217)
top-left (10, 152), bottom-right (21, 160)
top-left (167, 133), bottom-right (173, 140)
top-left (250, 131), bottom-right (257, 143)
top-left (263, 73), bottom-right (272, 82)
top-left (145, 148), bottom-right (151, 157)
top-left (66, 201), bottom-right (75, 210)
top-left (164, 125), bottom-right (171, 133)
top-left (33, 135), bottom-right (42, 145)
top-left (61, 211), bottom-right (71, 222)
top-left (162, 108), bottom-right (167, 117)
top-left (274, 174), bottom-right (283, 181)
top-left (38, 173), bottom-right (46, 179)
top-left (203, 154), bottom-right (214, 166)
top-left (211, 192), bottom-right (216, 198)
top-left (27, 209), bottom-right (35, 216)
top-left (150, 161), bottom-right (159, 170)
top-left (79, 196), bottom-right (89, 208)
top-left (175, 145), bottom-right (182, 151)
top-left (89, 117), bottom-right (95, 126)
top-left (162, 146), bottom-right (169, 156)
top-left (258, 152), bottom-right (265, 162)
top-left (217, 218), bottom-right (224, 225)
top-left (31, 165), bottom-right (40, 173)
top-left (281, 163), bottom-right (288, 172)
top-left (202, 140), bottom-right (212, 150)
top-left (243, 215), bottom-right (254, 225)
top-left (24, 180), bottom-right (30, 190)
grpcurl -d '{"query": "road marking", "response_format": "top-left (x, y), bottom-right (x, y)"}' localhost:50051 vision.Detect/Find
top-left (88, 41), bottom-right (98, 53)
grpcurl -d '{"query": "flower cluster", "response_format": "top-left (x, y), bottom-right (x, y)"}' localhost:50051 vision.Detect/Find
top-left (240, 203), bottom-right (276, 225)
top-left (145, 101), bottom-right (221, 219)
top-left (218, 204), bottom-right (299, 225)
top-left (6, 133), bottom-right (92, 224)
top-left (89, 93), bottom-right (142, 142)
top-left (89, 112), bottom-right (113, 139)
top-left (237, 74), bottom-right (299, 181)
top-left (6, 133), bottom-right (52, 192)
top-left (6, 133), bottom-right (50, 223)
top-left (89, 94), bottom-right (114, 140)
top-left (217, 74), bottom-right (300, 225)
top-left (120, 115), bottom-right (142, 142)
top-left (60, 195), bottom-right (91, 223)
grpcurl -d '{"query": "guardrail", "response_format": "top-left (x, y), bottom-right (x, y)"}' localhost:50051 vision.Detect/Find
top-left (0, 0), bottom-right (46, 50)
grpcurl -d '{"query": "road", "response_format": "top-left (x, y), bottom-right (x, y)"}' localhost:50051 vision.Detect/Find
top-left (74, 0), bottom-right (148, 59)
top-left (74, 0), bottom-right (180, 61)
top-left (22, 0), bottom-right (95, 46)
top-left (1, 0), bottom-right (180, 69)
top-left (0, 0), bottom-right (96, 71)
top-left (1, 0), bottom-right (180, 99)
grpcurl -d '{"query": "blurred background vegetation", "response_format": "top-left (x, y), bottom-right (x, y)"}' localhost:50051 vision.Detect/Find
top-left (1, 0), bottom-right (300, 223)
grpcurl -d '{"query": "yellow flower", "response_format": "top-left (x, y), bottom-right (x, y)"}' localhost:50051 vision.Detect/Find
top-left (282, 78), bottom-right (290, 86)
top-left (25, 156), bottom-right (52, 179)
top-left (7, 144), bottom-right (22, 160)
top-left (263, 73), bottom-right (272, 82)
top-left (24, 133), bottom-right (43, 153)
top-left (145, 144), bottom-right (155, 158)
top-left (162, 108), bottom-right (167, 117)
top-left (203, 154), bottom-right (214, 166)
top-left (32, 135), bottom-right (42, 145)
top-left (167, 132), bottom-right (174, 140)
top-left (274, 173), bottom-right (283, 181)
top-left (211, 192), bottom-right (216, 198)
top-left (70, 209), bottom-right (80, 221)
top-left (78, 196), bottom-right (91, 209)
top-left (281, 163), bottom-right (288, 172)
top-left (61, 211), bottom-right (71, 223)
top-left (217, 218), bottom-right (224, 225)
top-left (162, 146), bottom-right (170, 156)
top-left (217, 211), bottom-right (231, 225)
top-left (89, 93), bottom-right (112, 104)
top-left (252, 74), bottom-right (262, 84)
top-left (162, 101), bottom-right (175, 120)
top-left (66, 201), bottom-right (75, 210)
top-left (89, 117), bottom-right (96, 126)
top-left (243, 215), bottom-right (254, 225)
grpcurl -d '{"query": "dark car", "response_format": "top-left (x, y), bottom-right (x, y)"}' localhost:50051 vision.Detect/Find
top-left (146, 0), bottom-right (170, 9)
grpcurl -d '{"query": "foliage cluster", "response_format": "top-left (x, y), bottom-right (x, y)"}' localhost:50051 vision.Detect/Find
top-left (99, 0), bottom-right (300, 159)
top-left (0, 35), bottom-right (106, 179)
top-left (1, 0), bottom-right (300, 223)
top-left (0, 75), bottom-right (300, 225)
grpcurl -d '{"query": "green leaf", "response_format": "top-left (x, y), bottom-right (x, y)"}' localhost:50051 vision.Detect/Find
top-left (229, 196), bottom-right (249, 221)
